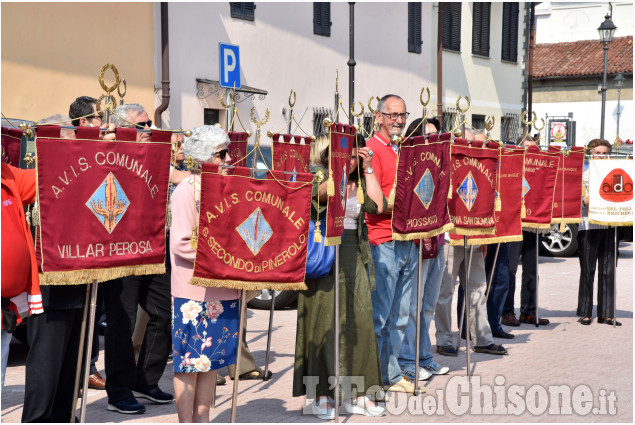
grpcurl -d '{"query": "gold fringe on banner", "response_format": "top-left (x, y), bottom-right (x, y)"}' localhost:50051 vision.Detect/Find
top-left (189, 277), bottom-right (307, 291)
top-left (589, 219), bottom-right (633, 227)
top-left (449, 234), bottom-right (524, 246)
top-left (550, 217), bottom-right (582, 225)
top-left (520, 222), bottom-right (552, 229)
top-left (452, 226), bottom-right (496, 236)
top-left (39, 263), bottom-right (166, 286)
top-left (324, 236), bottom-right (342, 246)
top-left (392, 222), bottom-right (455, 241)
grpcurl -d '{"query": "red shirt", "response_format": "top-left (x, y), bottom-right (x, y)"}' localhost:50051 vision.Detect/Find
top-left (365, 133), bottom-right (398, 245)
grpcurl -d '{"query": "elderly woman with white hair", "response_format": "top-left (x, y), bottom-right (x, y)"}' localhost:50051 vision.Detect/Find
top-left (170, 125), bottom-right (239, 422)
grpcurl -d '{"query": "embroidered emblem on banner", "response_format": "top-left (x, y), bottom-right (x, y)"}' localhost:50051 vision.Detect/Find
top-left (86, 172), bottom-right (129, 234)
top-left (341, 137), bottom-right (348, 149)
top-left (522, 177), bottom-right (530, 197)
top-left (236, 207), bottom-right (273, 256)
top-left (340, 165), bottom-right (347, 209)
top-left (415, 168), bottom-right (435, 209)
top-left (458, 171), bottom-right (478, 211)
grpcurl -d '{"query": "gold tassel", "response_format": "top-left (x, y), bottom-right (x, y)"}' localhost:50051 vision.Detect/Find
top-left (166, 207), bottom-right (172, 228)
top-left (521, 200), bottom-right (527, 219)
top-left (31, 207), bottom-right (41, 226)
top-left (314, 221), bottom-right (322, 243)
top-left (559, 221), bottom-right (566, 233)
top-left (357, 183), bottom-right (364, 204)
top-left (448, 184), bottom-right (453, 200)
top-left (495, 192), bottom-right (502, 212)
top-left (190, 227), bottom-right (198, 249)
top-left (327, 174), bottom-right (335, 196)
top-left (388, 184), bottom-right (396, 205)
top-left (581, 185), bottom-right (586, 197)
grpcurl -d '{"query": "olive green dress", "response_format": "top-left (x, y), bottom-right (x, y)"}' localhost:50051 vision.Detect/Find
top-left (293, 167), bottom-right (386, 399)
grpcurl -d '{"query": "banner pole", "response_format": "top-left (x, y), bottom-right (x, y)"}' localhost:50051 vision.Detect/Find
top-left (70, 283), bottom-right (91, 423)
top-left (454, 243), bottom-right (473, 353)
top-left (485, 243), bottom-right (501, 300)
top-left (613, 227), bottom-right (617, 328)
top-left (413, 240), bottom-right (423, 395)
top-left (464, 240), bottom-right (472, 382)
top-left (535, 229), bottom-right (540, 327)
top-left (230, 290), bottom-right (247, 423)
top-left (333, 244), bottom-right (341, 422)
top-left (79, 280), bottom-right (99, 423)
top-left (263, 290), bottom-right (275, 380)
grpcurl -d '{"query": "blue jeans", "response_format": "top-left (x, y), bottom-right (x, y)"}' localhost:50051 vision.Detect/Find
top-left (486, 244), bottom-right (510, 333)
top-left (1, 329), bottom-right (11, 389)
top-left (399, 246), bottom-right (445, 369)
top-left (370, 240), bottom-right (417, 385)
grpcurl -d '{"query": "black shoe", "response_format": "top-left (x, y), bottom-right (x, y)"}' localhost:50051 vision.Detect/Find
top-left (107, 397), bottom-right (146, 414)
top-left (492, 329), bottom-right (515, 339)
top-left (597, 317), bottom-right (622, 326)
top-left (132, 386), bottom-right (174, 404)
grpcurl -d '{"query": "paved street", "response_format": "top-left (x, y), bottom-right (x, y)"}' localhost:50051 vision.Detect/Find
top-left (2, 242), bottom-right (632, 423)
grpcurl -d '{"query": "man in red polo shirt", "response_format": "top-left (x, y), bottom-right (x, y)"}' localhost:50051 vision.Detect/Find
top-left (366, 94), bottom-right (417, 393)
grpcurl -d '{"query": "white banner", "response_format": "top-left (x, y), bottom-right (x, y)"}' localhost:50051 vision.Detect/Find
top-left (588, 158), bottom-right (633, 226)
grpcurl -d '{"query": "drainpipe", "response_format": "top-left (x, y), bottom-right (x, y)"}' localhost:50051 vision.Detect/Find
top-left (527, 2), bottom-right (535, 133)
top-left (437, 3), bottom-right (443, 128)
top-left (348, 2), bottom-right (356, 126)
top-left (155, 2), bottom-right (170, 128)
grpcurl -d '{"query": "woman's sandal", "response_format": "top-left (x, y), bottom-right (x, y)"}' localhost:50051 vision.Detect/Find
top-left (580, 317), bottom-right (591, 326)
top-left (598, 317), bottom-right (622, 326)
top-left (238, 368), bottom-right (273, 380)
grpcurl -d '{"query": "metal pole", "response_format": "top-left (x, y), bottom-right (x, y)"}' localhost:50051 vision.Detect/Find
top-left (485, 244), bottom-right (501, 300)
top-left (348, 2), bottom-right (356, 127)
top-left (230, 290), bottom-right (247, 423)
top-left (333, 245), bottom-right (340, 422)
top-left (464, 241), bottom-right (471, 382)
top-left (613, 227), bottom-right (617, 328)
top-left (79, 280), bottom-right (99, 423)
top-left (70, 283), bottom-right (91, 422)
top-left (263, 290), bottom-right (275, 380)
top-left (225, 90), bottom-right (232, 131)
top-left (600, 43), bottom-right (609, 139)
top-left (535, 229), bottom-right (540, 327)
top-left (437, 3), bottom-right (443, 128)
top-left (616, 84), bottom-right (622, 137)
top-left (413, 240), bottom-right (423, 395)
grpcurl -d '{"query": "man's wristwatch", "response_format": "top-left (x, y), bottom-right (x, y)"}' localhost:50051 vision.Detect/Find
top-left (364, 167), bottom-right (374, 174)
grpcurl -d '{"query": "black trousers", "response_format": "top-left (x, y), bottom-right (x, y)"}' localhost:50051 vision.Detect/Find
top-left (22, 308), bottom-right (84, 423)
top-left (577, 229), bottom-right (616, 318)
top-left (103, 273), bottom-right (171, 403)
top-left (519, 230), bottom-right (538, 316)
top-left (503, 241), bottom-right (522, 315)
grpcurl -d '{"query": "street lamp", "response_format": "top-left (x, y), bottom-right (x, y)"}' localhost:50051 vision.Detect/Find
top-left (614, 73), bottom-right (625, 137)
top-left (598, 13), bottom-right (617, 139)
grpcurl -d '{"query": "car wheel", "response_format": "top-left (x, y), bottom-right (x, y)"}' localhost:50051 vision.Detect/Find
top-left (540, 223), bottom-right (578, 257)
top-left (247, 290), bottom-right (298, 310)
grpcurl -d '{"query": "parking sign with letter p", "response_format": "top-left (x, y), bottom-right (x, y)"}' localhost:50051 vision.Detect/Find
top-left (219, 43), bottom-right (240, 89)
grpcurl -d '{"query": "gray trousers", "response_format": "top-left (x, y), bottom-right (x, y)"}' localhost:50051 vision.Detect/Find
top-left (435, 244), bottom-right (493, 347)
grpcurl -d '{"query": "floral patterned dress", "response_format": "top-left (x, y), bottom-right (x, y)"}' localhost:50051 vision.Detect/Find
top-left (172, 297), bottom-right (239, 373)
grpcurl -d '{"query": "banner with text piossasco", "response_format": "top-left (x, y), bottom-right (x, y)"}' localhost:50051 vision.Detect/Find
top-left (228, 131), bottom-right (248, 167)
top-left (272, 133), bottom-right (311, 174)
top-left (35, 126), bottom-right (172, 284)
top-left (191, 163), bottom-right (313, 290)
top-left (520, 146), bottom-right (561, 229)
top-left (549, 146), bottom-right (584, 225)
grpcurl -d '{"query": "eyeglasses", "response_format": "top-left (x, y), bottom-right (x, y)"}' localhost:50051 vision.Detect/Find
top-left (134, 120), bottom-right (152, 128)
top-left (88, 115), bottom-right (103, 122)
top-left (214, 149), bottom-right (229, 160)
top-left (380, 112), bottom-right (410, 120)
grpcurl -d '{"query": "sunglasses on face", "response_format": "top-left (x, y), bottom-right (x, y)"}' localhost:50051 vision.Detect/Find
top-left (135, 120), bottom-right (152, 128)
top-left (214, 149), bottom-right (229, 160)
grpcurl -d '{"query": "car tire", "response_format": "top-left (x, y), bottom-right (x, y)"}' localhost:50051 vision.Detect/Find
top-left (247, 290), bottom-right (297, 310)
top-left (540, 223), bottom-right (578, 257)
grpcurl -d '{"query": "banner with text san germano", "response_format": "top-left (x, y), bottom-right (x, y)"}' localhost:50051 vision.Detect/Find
top-left (549, 146), bottom-right (585, 225)
top-left (35, 126), bottom-right (172, 284)
top-left (271, 133), bottom-right (312, 174)
top-left (228, 131), bottom-right (249, 167)
top-left (588, 158), bottom-right (633, 226)
top-left (324, 123), bottom-right (355, 246)
top-left (392, 133), bottom-right (453, 240)
top-left (191, 163), bottom-right (313, 290)
top-left (520, 146), bottom-right (561, 229)
top-left (448, 139), bottom-right (499, 236)
top-left (1, 127), bottom-right (22, 167)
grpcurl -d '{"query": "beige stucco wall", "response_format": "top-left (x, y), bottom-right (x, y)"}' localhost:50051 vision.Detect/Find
top-left (2, 2), bottom-right (155, 122)
top-left (534, 78), bottom-right (633, 103)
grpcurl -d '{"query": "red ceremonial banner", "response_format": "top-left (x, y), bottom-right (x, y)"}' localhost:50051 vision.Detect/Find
top-left (451, 147), bottom-right (524, 245)
top-left (228, 131), bottom-right (249, 167)
top-left (392, 133), bottom-right (453, 240)
top-left (549, 146), bottom-right (584, 225)
top-left (271, 134), bottom-right (312, 174)
top-left (324, 123), bottom-right (355, 246)
top-left (1, 127), bottom-right (23, 167)
top-left (521, 146), bottom-right (561, 229)
top-left (191, 163), bottom-right (313, 290)
top-left (35, 125), bottom-right (172, 284)
top-left (448, 139), bottom-right (499, 236)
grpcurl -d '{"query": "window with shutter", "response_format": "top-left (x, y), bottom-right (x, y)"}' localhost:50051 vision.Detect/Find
top-left (472, 3), bottom-right (490, 57)
top-left (313, 3), bottom-right (332, 37)
top-left (230, 2), bottom-right (255, 21)
top-left (408, 2), bottom-right (422, 54)
top-left (501, 3), bottom-right (519, 62)
top-left (442, 3), bottom-right (462, 52)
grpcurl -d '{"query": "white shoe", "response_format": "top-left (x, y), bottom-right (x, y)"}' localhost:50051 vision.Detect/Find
top-left (311, 397), bottom-right (335, 420)
top-left (423, 362), bottom-right (450, 375)
top-left (385, 376), bottom-right (419, 393)
top-left (342, 396), bottom-right (386, 417)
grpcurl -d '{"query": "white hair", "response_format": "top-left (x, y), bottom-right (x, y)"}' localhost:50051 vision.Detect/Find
top-left (39, 114), bottom-right (74, 139)
top-left (182, 125), bottom-right (230, 165)
top-left (111, 103), bottom-right (146, 127)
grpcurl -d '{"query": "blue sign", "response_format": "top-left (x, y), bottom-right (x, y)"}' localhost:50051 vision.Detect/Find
top-left (219, 43), bottom-right (241, 89)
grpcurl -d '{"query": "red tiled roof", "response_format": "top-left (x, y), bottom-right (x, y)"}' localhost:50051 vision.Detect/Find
top-left (533, 36), bottom-right (633, 78)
